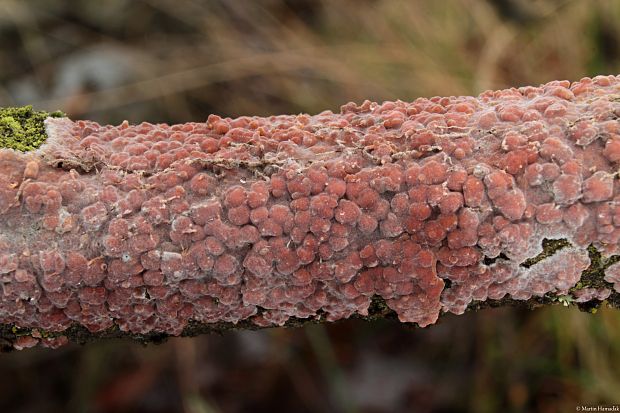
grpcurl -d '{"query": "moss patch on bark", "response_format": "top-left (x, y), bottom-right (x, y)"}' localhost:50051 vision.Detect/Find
top-left (0, 106), bottom-right (65, 152)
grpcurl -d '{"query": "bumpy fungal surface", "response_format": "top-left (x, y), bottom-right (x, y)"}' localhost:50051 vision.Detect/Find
top-left (2, 75), bottom-right (620, 350)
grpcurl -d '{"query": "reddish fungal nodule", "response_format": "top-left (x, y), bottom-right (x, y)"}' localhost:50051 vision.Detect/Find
top-left (357, 213), bottom-right (378, 234)
top-left (225, 186), bottom-right (247, 208)
top-left (3, 75), bottom-right (620, 349)
top-left (0, 253), bottom-right (18, 274)
top-left (604, 262), bottom-right (620, 292)
top-left (189, 173), bottom-right (215, 195)
top-left (553, 174), bottom-right (582, 205)
top-left (446, 169), bottom-right (467, 191)
top-left (603, 137), bottom-right (620, 163)
top-left (23, 160), bottom-right (39, 179)
top-left (535, 203), bottom-right (563, 225)
top-left (81, 201), bottom-right (108, 230)
top-left (463, 176), bottom-right (485, 207)
top-left (269, 204), bottom-right (293, 226)
top-left (227, 205), bottom-right (251, 226)
top-left (492, 189), bottom-right (526, 222)
top-left (334, 199), bottom-right (361, 225)
top-left (438, 192), bottom-right (463, 214)
top-left (418, 160), bottom-right (447, 185)
top-left (582, 171), bottom-right (614, 203)
top-left (247, 181), bottom-right (269, 208)
top-left (326, 178), bottom-right (347, 198)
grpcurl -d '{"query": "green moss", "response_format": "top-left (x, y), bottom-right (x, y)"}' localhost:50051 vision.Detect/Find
top-left (573, 245), bottom-right (620, 291)
top-left (520, 238), bottom-right (572, 268)
top-left (570, 245), bottom-right (620, 312)
top-left (469, 240), bottom-right (620, 314)
top-left (0, 106), bottom-right (65, 152)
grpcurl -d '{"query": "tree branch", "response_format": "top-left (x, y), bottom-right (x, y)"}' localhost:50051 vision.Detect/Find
top-left (1, 75), bottom-right (620, 351)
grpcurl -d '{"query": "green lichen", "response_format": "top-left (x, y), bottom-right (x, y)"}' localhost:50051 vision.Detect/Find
top-left (0, 106), bottom-right (65, 152)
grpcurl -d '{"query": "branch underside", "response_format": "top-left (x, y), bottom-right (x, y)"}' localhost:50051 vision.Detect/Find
top-left (0, 239), bottom-right (618, 352)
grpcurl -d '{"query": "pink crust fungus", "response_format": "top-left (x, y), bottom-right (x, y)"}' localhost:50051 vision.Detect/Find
top-left (3, 74), bottom-right (620, 349)
top-left (604, 262), bottom-right (620, 293)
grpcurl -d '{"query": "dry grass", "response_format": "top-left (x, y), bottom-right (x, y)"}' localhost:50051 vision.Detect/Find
top-left (0, 0), bottom-right (618, 122)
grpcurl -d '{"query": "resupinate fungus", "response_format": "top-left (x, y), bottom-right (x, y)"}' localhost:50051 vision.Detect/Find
top-left (1, 76), bottom-right (620, 350)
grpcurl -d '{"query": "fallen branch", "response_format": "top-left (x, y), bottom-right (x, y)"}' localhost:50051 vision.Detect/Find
top-left (1, 75), bottom-right (620, 351)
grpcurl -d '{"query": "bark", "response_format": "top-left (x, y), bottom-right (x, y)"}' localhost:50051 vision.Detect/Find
top-left (1, 75), bottom-right (620, 351)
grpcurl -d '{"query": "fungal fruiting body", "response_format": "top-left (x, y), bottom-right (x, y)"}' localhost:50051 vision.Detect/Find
top-left (2, 75), bottom-right (620, 350)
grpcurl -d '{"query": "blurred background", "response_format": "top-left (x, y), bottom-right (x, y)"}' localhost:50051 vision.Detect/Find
top-left (1, 0), bottom-right (620, 412)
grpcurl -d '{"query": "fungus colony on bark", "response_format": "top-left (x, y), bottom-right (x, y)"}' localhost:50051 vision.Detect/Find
top-left (2, 75), bottom-right (620, 349)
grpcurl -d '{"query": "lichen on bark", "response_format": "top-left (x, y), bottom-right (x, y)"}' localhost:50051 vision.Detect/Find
top-left (0, 106), bottom-right (65, 152)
